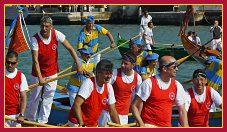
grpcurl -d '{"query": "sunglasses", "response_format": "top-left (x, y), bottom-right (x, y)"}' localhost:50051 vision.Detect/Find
top-left (162, 61), bottom-right (179, 68)
top-left (168, 65), bottom-right (178, 69)
top-left (6, 61), bottom-right (17, 65)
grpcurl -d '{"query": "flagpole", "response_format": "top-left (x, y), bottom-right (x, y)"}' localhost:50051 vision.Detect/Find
top-left (20, 11), bottom-right (31, 43)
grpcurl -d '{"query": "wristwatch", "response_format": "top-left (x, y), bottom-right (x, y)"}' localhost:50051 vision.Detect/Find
top-left (19, 113), bottom-right (25, 117)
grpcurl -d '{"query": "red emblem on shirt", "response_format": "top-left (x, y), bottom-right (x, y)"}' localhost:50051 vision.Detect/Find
top-left (131, 85), bottom-right (136, 92)
top-left (169, 92), bottom-right (175, 100)
top-left (102, 98), bottom-right (108, 105)
top-left (14, 83), bottom-right (20, 90)
top-left (52, 44), bottom-right (57, 50)
top-left (206, 102), bottom-right (212, 109)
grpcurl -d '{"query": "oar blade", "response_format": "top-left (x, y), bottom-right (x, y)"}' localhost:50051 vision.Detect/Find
top-left (177, 55), bottom-right (191, 66)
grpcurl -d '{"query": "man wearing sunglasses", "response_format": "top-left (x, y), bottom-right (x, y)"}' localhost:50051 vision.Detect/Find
top-left (98, 51), bottom-right (142, 126)
top-left (5, 52), bottom-right (28, 127)
top-left (184, 69), bottom-right (222, 127)
top-left (66, 47), bottom-right (96, 107)
top-left (131, 56), bottom-right (188, 127)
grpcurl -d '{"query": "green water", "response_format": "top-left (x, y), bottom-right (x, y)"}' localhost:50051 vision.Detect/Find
top-left (5, 24), bottom-right (211, 89)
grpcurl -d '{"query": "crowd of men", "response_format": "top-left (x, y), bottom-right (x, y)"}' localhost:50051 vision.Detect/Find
top-left (5, 14), bottom-right (222, 127)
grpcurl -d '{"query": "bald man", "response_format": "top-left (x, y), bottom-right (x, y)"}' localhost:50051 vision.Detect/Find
top-left (131, 56), bottom-right (189, 127)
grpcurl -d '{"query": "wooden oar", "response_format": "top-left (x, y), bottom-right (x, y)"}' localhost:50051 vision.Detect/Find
top-left (5, 117), bottom-right (57, 127)
top-left (107, 122), bottom-right (137, 127)
top-left (128, 113), bottom-right (133, 117)
top-left (177, 55), bottom-right (191, 66)
top-left (156, 43), bottom-right (183, 47)
top-left (58, 66), bottom-right (72, 75)
top-left (177, 32), bottom-right (222, 66)
top-left (103, 33), bottom-right (141, 55)
top-left (58, 46), bottom-right (115, 76)
top-left (57, 34), bottom-right (141, 76)
top-left (28, 71), bottom-right (77, 89)
top-left (91, 46), bottom-right (111, 58)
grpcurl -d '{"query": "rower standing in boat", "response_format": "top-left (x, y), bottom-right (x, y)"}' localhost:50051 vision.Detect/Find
top-left (139, 10), bottom-right (152, 41)
top-left (130, 39), bottom-right (148, 74)
top-left (98, 51), bottom-right (142, 126)
top-left (77, 16), bottom-right (116, 64)
top-left (5, 52), bottom-right (28, 127)
top-left (210, 20), bottom-right (222, 51)
top-left (143, 21), bottom-right (155, 50)
top-left (184, 69), bottom-right (222, 127)
top-left (140, 52), bottom-right (159, 81)
top-left (66, 47), bottom-right (96, 107)
top-left (131, 56), bottom-right (188, 127)
top-left (27, 16), bottom-right (82, 124)
top-left (68, 60), bottom-right (120, 127)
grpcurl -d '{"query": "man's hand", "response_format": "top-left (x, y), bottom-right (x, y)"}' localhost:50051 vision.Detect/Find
top-left (38, 77), bottom-right (45, 86)
top-left (76, 66), bottom-right (84, 75)
top-left (83, 71), bottom-right (94, 78)
top-left (16, 115), bottom-right (25, 123)
top-left (110, 42), bottom-right (116, 48)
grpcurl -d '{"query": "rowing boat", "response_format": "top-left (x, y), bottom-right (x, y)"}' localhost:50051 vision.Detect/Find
top-left (47, 91), bottom-right (222, 127)
top-left (47, 92), bottom-right (70, 126)
top-left (117, 33), bottom-right (195, 61)
top-left (180, 34), bottom-right (206, 65)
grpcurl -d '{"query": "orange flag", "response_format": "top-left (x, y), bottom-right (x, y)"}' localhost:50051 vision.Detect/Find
top-left (8, 13), bottom-right (30, 54)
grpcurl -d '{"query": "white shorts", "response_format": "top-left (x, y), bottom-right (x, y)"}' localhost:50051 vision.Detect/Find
top-left (5, 114), bottom-right (22, 127)
top-left (211, 38), bottom-right (222, 51)
top-left (98, 110), bottom-right (128, 127)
